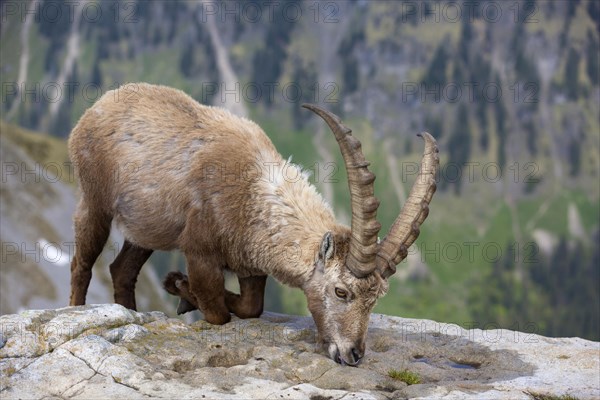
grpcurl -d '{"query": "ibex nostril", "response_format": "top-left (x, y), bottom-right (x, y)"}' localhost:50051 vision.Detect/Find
top-left (334, 350), bottom-right (343, 365)
top-left (351, 348), bottom-right (363, 364)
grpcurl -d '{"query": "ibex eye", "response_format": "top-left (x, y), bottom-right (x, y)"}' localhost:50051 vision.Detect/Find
top-left (335, 288), bottom-right (348, 299)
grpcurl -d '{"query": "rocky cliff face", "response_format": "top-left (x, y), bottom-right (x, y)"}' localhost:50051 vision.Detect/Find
top-left (1, 305), bottom-right (597, 399)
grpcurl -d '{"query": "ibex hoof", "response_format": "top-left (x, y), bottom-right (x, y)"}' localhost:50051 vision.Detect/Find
top-left (176, 298), bottom-right (197, 315)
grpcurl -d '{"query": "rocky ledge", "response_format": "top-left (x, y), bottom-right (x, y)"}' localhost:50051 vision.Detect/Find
top-left (0, 304), bottom-right (598, 399)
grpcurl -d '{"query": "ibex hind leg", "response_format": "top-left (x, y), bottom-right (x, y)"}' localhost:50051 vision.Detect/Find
top-left (69, 199), bottom-right (111, 306)
top-left (109, 240), bottom-right (153, 310)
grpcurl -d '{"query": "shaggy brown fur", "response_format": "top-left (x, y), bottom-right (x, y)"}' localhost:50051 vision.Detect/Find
top-left (69, 83), bottom-right (389, 365)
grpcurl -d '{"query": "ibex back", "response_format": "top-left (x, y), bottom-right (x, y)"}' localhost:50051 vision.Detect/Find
top-left (68, 83), bottom-right (438, 366)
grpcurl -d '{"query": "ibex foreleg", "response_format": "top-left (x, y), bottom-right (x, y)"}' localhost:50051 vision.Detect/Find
top-left (163, 271), bottom-right (199, 314)
top-left (224, 275), bottom-right (267, 319)
top-left (179, 256), bottom-right (231, 325)
top-left (163, 272), bottom-right (266, 320)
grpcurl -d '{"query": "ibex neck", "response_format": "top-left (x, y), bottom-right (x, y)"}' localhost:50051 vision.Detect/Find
top-left (248, 159), bottom-right (340, 287)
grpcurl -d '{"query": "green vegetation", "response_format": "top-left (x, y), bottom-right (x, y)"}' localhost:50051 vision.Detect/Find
top-left (564, 47), bottom-right (582, 101)
top-left (526, 391), bottom-right (580, 400)
top-left (388, 369), bottom-right (421, 385)
top-left (250, 0), bottom-right (299, 107)
top-left (469, 237), bottom-right (600, 340)
top-left (1, 121), bottom-right (71, 184)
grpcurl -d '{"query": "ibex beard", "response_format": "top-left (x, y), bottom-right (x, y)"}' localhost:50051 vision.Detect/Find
top-left (68, 83), bottom-right (438, 366)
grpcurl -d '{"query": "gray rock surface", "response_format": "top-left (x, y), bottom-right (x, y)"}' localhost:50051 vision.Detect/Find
top-left (1, 304), bottom-right (598, 399)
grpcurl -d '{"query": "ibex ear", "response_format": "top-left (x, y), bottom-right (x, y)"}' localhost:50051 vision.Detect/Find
top-left (313, 232), bottom-right (334, 276)
top-left (318, 232), bottom-right (335, 262)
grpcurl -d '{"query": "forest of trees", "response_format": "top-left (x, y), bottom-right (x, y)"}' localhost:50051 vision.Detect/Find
top-left (469, 232), bottom-right (600, 341)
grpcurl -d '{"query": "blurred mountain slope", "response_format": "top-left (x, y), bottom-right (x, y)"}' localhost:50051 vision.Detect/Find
top-left (0, 121), bottom-right (173, 315)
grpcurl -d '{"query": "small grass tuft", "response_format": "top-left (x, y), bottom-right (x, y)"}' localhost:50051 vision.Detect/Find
top-left (526, 391), bottom-right (580, 400)
top-left (388, 369), bottom-right (421, 385)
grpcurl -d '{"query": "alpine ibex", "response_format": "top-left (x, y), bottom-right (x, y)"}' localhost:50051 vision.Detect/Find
top-left (68, 83), bottom-right (438, 366)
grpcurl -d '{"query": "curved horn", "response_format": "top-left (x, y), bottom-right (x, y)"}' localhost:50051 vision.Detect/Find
top-left (376, 132), bottom-right (439, 279)
top-left (302, 104), bottom-right (381, 278)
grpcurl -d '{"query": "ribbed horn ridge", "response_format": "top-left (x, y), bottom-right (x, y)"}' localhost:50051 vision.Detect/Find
top-left (376, 132), bottom-right (439, 279)
top-left (302, 104), bottom-right (381, 278)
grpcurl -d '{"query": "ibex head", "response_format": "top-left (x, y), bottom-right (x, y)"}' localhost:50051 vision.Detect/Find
top-left (301, 104), bottom-right (439, 366)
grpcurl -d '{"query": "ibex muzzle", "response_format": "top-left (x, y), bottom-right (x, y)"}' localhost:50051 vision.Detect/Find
top-left (68, 83), bottom-right (439, 366)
